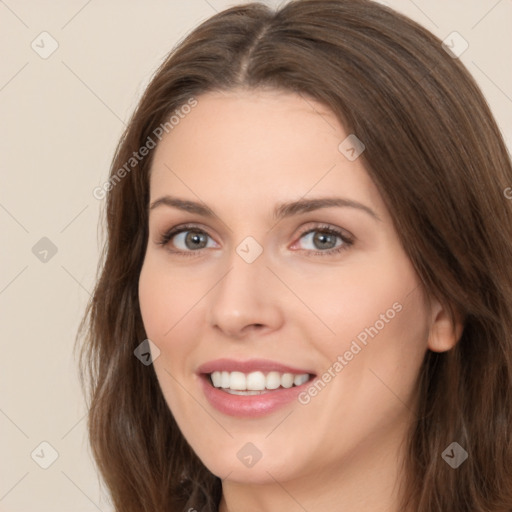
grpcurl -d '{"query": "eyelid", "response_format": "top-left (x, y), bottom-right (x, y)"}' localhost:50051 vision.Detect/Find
top-left (293, 222), bottom-right (355, 245)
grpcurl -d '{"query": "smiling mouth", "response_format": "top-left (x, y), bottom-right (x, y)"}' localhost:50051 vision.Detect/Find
top-left (206, 370), bottom-right (315, 395)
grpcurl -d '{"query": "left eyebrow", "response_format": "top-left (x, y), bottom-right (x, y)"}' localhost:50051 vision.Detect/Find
top-left (273, 197), bottom-right (381, 222)
top-left (149, 195), bottom-right (381, 222)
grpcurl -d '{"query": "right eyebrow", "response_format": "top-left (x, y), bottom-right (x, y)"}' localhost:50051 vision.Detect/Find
top-left (149, 196), bottom-right (214, 216)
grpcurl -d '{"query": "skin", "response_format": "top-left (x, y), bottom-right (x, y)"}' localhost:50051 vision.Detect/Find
top-left (138, 88), bottom-right (462, 512)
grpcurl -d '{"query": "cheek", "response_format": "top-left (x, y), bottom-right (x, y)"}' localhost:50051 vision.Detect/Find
top-left (293, 254), bottom-right (423, 347)
top-left (138, 256), bottom-right (202, 338)
top-left (297, 249), bottom-right (430, 405)
top-left (138, 263), bottom-right (168, 339)
top-left (138, 258), bottom-right (204, 421)
top-left (138, 255), bottom-right (211, 400)
top-left (308, 255), bottom-right (429, 412)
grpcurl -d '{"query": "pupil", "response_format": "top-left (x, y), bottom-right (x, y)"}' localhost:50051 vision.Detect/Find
top-left (186, 231), bottom-right (207, 249)
top-left (314, 232), bottom-right (335, 249)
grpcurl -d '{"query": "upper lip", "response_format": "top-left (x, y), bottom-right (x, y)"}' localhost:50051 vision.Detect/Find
top-left (197, 358), bottom-right (315, 375)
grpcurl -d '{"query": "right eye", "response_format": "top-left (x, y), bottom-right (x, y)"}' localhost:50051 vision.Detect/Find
top-left (157, 224), bottom-right (218, 255)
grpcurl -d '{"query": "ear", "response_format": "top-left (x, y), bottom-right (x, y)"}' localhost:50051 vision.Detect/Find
top-left (427, 299), bottom-right (464, 353)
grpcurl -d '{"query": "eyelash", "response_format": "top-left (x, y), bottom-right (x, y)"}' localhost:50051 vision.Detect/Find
top-left (156, 223), bottom-right (354, 258)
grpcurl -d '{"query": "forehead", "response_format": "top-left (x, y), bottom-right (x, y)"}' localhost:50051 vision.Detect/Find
top-left (148, 88), bottom-right (383, 215)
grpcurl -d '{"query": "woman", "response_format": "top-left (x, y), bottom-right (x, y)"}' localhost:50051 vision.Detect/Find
top-left (76, 0), bottom-right (512, 511)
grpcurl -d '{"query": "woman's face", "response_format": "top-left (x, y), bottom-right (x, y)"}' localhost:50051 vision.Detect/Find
top-left (138, 88), bottom-right (439, 488)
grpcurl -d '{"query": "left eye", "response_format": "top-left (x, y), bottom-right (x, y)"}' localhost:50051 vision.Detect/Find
top-left (292, 226), bottom-right (354, 256)
top-left (296, 228), bottom-right (344, 251)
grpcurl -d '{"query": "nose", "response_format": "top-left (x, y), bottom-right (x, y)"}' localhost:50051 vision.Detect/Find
top-left (207, 250), bottom-right (284, 339)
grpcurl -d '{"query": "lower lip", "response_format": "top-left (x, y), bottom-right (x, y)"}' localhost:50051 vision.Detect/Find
top-left (199, 374), bottom-right (313, 418)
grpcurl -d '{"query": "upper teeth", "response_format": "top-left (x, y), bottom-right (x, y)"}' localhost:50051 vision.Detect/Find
top-left (210, 371), bottom-right (310, 391)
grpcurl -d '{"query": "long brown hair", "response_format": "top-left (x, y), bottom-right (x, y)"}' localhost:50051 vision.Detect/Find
top-left (75, 1), bottom-right (512, 510)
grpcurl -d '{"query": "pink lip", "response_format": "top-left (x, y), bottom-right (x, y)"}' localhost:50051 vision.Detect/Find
top-left (199, 375), bottom-right (313, 417)
top-left (197, 358), bottom-right (313, 375)
top-left (196, 358), bottom-right (315, 418)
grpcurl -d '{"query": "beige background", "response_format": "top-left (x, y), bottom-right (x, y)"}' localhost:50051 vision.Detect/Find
top-left (1, 0), bottom-right (511, 510)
